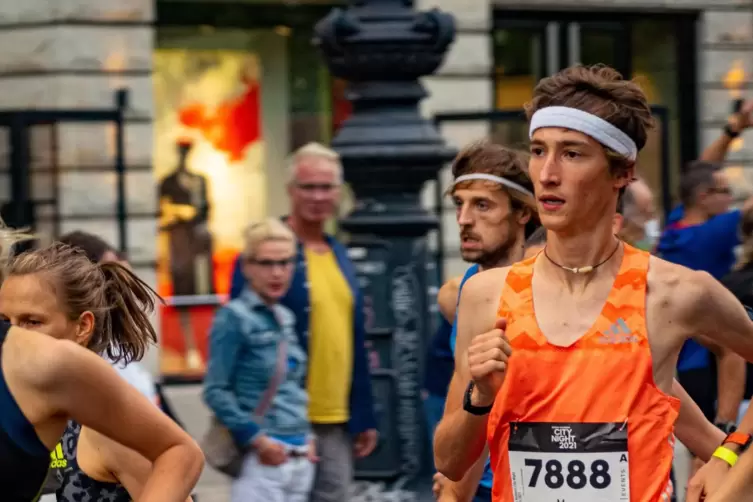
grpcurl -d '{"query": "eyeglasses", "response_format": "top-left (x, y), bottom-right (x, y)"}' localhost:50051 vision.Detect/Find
top-left (709, 186), bottom-right (732, 195)
top-left (246, 258), bottom-right (295, 268)
top-left (294, 182), bottom-right (338, 192)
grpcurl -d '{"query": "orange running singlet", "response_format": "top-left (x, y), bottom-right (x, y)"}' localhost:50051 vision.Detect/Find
top-left (487, 244), bottom-right (680, 502)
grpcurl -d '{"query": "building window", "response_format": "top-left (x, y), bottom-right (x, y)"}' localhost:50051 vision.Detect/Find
top-left (492, 22), bottom-right (545, 148)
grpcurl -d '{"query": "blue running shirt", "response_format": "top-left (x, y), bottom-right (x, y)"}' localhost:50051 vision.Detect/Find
top-left (449, 264), bottom-right (493, 490)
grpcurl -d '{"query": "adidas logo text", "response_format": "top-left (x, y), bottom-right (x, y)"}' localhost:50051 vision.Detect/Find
top-left (598, 318), bottom-right (639, 345)
top-left (49, 443), bottom-right (67, 469)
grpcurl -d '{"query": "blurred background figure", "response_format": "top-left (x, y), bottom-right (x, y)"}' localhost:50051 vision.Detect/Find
top-left (203, 218), bottom-right (314, 502)
top-left (421, 318), bottom-right (453, 454)
top-left (228, 143), bottom-right (377, 502)
top-left (720, 199), bottom-right (753, 425)
top-left (58, 231), bottom-right (160, 406)
top-left (522, 226), bottom-right (546, 259)
top-left (655, 105), bottom-right (753, 491)
top-left (158, 140), bottom-right (214, 371)
top-left (615, 177), bottom-right (659, 250)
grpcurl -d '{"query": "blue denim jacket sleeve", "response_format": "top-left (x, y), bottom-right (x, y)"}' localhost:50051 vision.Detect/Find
top-left (229, 255), bottom-right (245, 300)
top-left (202, 306), bottom-right (262, 446)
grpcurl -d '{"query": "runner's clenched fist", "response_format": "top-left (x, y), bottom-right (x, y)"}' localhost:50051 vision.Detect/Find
top-left (467, 318), bottom-right (511, 405)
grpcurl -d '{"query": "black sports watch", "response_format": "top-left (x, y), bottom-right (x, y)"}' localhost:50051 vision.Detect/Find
top-left (715, 421), bottom-right (738, 435)
top-left (463, 381), bottom-right (493, 416)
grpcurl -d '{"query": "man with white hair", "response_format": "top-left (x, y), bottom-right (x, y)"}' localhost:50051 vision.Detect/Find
top-left (229, 143), bottom-right (378, 502)
top-left (617, 177), bottom-right (660, 251)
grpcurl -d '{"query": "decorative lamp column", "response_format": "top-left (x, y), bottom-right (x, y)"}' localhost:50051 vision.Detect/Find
top-left (314, 0), bottom-right (456, 483)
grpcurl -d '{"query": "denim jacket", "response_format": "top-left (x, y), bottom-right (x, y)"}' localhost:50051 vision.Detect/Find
top-left (203, 289), bottom-right (309, 446)
top-left (229, 235), bottom-right (377, 434)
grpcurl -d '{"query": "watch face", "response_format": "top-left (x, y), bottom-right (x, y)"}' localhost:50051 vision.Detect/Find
top-left (717, 422), bottom-right (737, 434)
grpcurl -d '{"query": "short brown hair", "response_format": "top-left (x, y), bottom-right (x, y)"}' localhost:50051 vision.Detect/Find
top-left (525, 64), bottom-right (654, 177)
top-left (58, 231), bottom-right (115, 263)
top-left (6, 243), bottom-right (159, 364)
top-left (450, 140), bottom-right (539, 236)
top-left (450, 141), bottom-right (532, 197)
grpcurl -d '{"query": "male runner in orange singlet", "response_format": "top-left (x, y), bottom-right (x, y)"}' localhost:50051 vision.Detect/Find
top-left (434, 64), bottom-right (753, 502)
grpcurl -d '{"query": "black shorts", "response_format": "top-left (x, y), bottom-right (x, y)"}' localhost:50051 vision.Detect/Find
top-left (677, 365), bottom-right (717, 423)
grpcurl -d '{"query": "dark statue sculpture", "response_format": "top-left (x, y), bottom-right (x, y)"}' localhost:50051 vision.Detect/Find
top-left (158, 140), bottom-right (214, 371)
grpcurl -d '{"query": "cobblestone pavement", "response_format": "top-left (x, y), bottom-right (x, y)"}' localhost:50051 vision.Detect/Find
top-left (166, 385), bottom-right (438, 502)
top-left (192, 478), bottom-right (435, 502)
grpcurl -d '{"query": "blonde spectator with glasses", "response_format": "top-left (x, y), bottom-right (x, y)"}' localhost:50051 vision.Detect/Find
top-left (204, 219), bottom-right (316, 502)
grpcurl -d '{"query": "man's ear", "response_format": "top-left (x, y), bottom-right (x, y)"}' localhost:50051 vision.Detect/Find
top-left (612, 213), bottom-right (625, 235)
top-left (614, 165), bottom-right (635, 190)
top-left (516, 206), bottom-right (532, 226)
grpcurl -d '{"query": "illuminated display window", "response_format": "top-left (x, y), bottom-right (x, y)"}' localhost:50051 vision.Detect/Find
top-left (154, 1), bottom-right (347, 380)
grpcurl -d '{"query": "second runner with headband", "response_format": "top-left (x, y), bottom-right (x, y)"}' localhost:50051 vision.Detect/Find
top-left (433, 142), bottom-right (538, 502)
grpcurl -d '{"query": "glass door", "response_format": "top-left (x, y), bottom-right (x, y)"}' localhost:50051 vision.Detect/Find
top-left (567, 21), bottom-right (630, 76)
top-left (492, 20), bottom-right (547, 148)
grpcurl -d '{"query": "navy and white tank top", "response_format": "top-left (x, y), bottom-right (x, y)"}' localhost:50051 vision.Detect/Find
top-left (0, 319), bottom-right (52, 501)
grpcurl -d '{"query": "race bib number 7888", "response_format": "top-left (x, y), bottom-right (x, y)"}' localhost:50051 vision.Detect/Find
top-left (508, 422), bottom-right (630, 502)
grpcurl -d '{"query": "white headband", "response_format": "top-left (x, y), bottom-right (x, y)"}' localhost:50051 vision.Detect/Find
top-left (529, 106), bottom-right (638, 161)
top-left (453, 173), bottom-right (534, 198)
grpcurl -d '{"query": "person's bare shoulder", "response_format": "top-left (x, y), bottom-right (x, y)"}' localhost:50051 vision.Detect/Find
top-left (438, 276), bottom-right (462, 323)
top-left (5, 327), bottom-right (104, 395)
top-left (647, 254), bottom-right (723, 353)
top-left (648, 253), bottom-right (753, 363)
top-left (648, 255), bottom-right (713, 320)
top-left (454, 267), bottom-right (512, 367)
top-left (458, 266), bottom-right (512, 318)
top-left (4, 327), bottom-right (65, 387)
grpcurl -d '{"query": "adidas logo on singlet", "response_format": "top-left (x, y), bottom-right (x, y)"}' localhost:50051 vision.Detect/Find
top-left (598, 318), bottom-right (639, 345)
top-left (49, 443), bottom-right (67, 469)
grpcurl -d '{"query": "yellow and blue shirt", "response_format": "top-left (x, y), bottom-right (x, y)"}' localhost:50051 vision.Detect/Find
top-left (304, 248), bottom-right (353, 423)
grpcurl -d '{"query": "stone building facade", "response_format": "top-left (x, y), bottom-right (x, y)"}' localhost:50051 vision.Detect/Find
top-left (0, 0), bottom-right (751, 499)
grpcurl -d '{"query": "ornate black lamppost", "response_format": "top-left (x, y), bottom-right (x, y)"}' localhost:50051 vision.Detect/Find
top-left (314, 0), bottom-right (456, 484)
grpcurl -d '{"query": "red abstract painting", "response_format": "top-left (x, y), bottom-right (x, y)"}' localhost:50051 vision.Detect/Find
top-left (178, 75), bottom-right (262, 162)
top-left (153, 52), bottom-right (265, 380)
